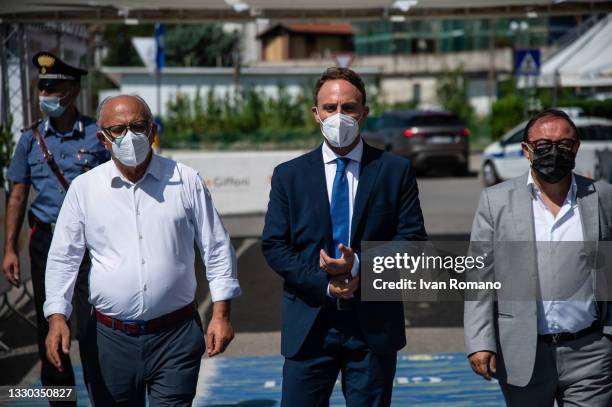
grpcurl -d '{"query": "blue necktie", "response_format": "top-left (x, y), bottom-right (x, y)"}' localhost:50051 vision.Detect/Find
top-left (331, 157), bottom-right (350, 259)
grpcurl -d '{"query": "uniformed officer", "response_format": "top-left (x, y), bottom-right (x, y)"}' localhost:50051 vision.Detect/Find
top-left (2, 52), bottom-right (109, 405)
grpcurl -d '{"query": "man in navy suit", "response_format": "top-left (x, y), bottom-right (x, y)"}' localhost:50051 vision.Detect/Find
top-left (262, 67), bottom-right (427, 406)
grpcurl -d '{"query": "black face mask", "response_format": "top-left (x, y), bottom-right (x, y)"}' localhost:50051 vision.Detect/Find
top-left (530, 145), bottom-right (575, 184)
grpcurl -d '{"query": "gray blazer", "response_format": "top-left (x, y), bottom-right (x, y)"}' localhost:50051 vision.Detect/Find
top-left (464, 172), bottom-right (612, 387)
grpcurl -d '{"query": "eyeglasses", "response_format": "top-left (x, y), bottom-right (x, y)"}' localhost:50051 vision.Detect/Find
top-left (524, 138), bottom-right (577, 154)
top-left (101, 120), bottom-right (151, 141)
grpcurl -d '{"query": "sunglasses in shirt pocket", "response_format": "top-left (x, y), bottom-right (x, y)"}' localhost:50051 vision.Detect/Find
top-left (75, 148), bottom-right (108, 173)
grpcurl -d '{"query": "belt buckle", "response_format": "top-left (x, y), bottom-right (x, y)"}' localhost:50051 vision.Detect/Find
top-left (551, 333), bottom-right (561, 344)
top-left (122, 320), bottom-right (146, 335)
top-left (336, 298), bottom-right (347, 311)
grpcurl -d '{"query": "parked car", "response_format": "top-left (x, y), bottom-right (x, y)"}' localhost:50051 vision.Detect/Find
top-left (362, 110), bottom-right (470, 174)
top-left (481, 116), bottom-right (612, 186)
top-left (360, 116), bottom-right (379, 140)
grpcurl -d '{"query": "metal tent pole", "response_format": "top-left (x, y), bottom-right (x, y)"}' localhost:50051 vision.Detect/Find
top-left (0, 24), bottom-right (9, 126)
top-left (86, 25), bottom-right (95, 116)
top-left (17, 24), bottom-right (32, 127)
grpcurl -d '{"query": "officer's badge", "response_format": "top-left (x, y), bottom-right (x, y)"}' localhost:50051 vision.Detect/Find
top-left (37, 54), bottom-right (55, 74)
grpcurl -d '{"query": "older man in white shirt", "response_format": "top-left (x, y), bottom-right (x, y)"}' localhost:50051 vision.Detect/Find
top-left (44, 94), bottom-right (241, 406)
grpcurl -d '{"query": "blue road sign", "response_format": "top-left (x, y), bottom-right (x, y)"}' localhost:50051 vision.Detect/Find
top-left (515, 49), bottom-right (541, 76)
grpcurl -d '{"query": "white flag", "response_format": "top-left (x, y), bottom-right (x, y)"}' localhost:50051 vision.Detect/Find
top-left (132, 37), bottom-right (157, 75)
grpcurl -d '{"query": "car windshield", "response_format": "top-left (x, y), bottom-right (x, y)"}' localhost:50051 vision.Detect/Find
top-left (409, 114), bottom-right (464, 127)
top-left (578, 125), bottom-right (612, 141)
top-left (505, 128), bottom-right (525, 144)
top-left (377, 113), bottom-right (463, 129)
top-left (362, 116), bottom-right (379, 131)
top-left (377, 115), bottom-right (410, 129)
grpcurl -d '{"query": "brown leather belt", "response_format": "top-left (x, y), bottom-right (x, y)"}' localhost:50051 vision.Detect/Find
top-left (95, 303), bottom-right (196, 335)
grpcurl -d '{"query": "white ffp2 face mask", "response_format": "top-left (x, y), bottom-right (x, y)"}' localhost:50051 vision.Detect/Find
top-left (317, 111), bottom-right (360, 148)
top-left (108, 130), bottom-right (151, 167)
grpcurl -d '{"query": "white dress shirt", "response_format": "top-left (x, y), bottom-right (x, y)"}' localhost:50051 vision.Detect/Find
top-left (322, 139), bottom-right (362, 296)
top-left (44, 154), bottom-right (241, 321)
top-left (528, 171), bottom-right (598, 334)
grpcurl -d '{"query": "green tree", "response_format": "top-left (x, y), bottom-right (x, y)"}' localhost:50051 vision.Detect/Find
top-left (102, 24), bottom-right (155, 66)
top-left (165, 92), bottom-right (193, 145)
top-left (490, 94), bottom-right (524, 139)
top-left (240, 86), bottom-right (263, 131)
top-left (164, 24), bottom-right (239, 67)
top-left (436, 66), bottom-right (474, 124)
top-left (205, 87), bottom-right (222, 132)
top-left (102, 24), bottom-right (238, 67)
top-left (162, 83), bottom-right (360, 149)
top-left (298, 81), bottom-right (319, 134)
top-left (0, 116), bottom-right (15, 189)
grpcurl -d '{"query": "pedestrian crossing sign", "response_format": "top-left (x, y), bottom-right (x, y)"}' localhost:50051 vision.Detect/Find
top-left (515, 49), bottom-right (541, 76)
top-left (333, 52), bottom-right (355, 69)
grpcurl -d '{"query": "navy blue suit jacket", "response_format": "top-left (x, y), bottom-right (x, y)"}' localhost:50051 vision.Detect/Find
top-left (262, 141), bottom-right (427, 358)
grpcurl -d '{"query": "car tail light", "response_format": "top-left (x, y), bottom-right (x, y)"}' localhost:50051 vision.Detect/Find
top-left (462, 128), bottom-right (471, 137)
top-left (404, 128), bottom-right (417, 138)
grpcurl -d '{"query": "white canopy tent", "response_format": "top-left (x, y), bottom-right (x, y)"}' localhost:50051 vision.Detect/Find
top-left (1, 0), bottom-right (611, 22)
top-left (539, 13), bottom-right (612, 87)
top-left (2, 0), bottom-right (612, 130)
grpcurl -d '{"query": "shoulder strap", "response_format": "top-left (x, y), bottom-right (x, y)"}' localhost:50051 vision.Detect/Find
top-left (31, 125), bottom-right (70, 191)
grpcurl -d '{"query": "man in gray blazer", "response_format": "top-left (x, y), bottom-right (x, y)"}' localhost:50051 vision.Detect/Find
top-left (465, 109), bottom-right (612, 406)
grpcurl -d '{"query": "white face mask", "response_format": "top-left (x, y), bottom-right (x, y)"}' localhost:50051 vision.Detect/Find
top-left (106, 130), bottom-right (151, 167)
top-left (317, 110), bottom-right (360, 148)
top-left (39, 95), bottom-right (68, 118)
top-left (39, 86), bottom-right (76, 118)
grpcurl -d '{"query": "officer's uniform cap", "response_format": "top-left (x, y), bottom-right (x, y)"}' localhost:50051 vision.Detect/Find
top-left (32, 51), bottom-right (88, 81)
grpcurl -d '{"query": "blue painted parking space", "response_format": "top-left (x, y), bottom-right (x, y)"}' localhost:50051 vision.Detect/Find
top-left (8, 353), bottom-right (504, 406)
top-left (194, 352), bottom-right (504, 406)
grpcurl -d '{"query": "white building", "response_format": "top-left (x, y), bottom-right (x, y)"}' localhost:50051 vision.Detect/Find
top-left (99, 65), bottom-right (383, 118)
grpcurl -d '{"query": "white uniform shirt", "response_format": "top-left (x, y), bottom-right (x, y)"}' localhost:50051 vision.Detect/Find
top-left (43, 154), bottom-right (241, 321)
top-left (528, 171), bottom-right (598, 334)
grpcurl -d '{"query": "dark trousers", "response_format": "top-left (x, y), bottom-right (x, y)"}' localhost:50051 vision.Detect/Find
top-left (29, 223), bottom-right (92, 406)
top-left (281, 306), bottom-right (397, 407)
top-left (85, 313), bottom-right (206, 407)
top-left (499, 333), bottom-right (612, 407)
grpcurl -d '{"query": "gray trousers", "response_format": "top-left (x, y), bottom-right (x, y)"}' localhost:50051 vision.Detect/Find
top-left (84, 313), bottom-right (206, 407)
top-left (499, 332), bottom-right (612, 407)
